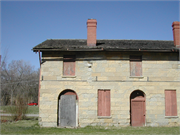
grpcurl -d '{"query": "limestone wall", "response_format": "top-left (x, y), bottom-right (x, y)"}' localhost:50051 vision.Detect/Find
top-left (39, 51), bottom-right (180, 127)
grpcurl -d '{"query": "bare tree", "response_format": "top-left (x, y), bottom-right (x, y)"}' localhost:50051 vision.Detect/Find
top-left (1, 60), bottom-right (39, 106)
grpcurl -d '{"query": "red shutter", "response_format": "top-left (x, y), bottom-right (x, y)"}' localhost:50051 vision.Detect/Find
top-left (63, 55), bottom-right (75, 76)
top-left (105, 90), bottom-right (110, 116)
top-left (98, 90), bottom-right (110, 116)
top-left (98, 90), bottom-right (103, 116)
top-left (130, 56), bottom-right (142, 76)
top-left (165, 90), bottom-right (177, 116)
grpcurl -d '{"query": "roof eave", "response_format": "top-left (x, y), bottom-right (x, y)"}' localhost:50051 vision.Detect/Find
top-left (32, 48), bottom-right (176, 52)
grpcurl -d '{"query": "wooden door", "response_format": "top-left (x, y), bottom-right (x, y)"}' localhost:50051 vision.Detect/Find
top-left (60, 95), bottom-right (76, 127)
top-left (131, 98), bottom-right (145, 126)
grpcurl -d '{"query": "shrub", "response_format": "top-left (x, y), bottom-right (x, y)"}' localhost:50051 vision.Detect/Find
top-left (8, 96), bottom-right (28, 121)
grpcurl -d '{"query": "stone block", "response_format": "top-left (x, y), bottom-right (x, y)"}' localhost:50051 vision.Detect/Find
top-left (41, 122), bottom-right (57, 127)
top-left (105, 67), bottom-right (116, 72)
top-left (43, 76), bottom-right (57, 80)
top-left (104, 119), bottom-right (113, 123)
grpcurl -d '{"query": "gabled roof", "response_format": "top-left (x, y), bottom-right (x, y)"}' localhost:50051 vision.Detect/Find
top-left (32, 39), bottom-right (177, 52)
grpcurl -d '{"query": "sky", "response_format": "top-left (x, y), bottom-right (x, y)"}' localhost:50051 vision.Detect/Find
top-left (1, 0), bottom-right (179, 70)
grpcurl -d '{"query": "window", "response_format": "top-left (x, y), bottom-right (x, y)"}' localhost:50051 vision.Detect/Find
top-left (63, 55), bottom-right (75, 76)
top-left (165, 90), bottom-right (177, 116)
top-left (130, 56), bottom-right (142, 77)
top-left (98, 89), bottom-right (110, 116)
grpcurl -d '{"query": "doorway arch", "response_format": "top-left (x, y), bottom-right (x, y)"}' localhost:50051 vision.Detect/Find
top-left (130, 90), bottom-right (145, 127)
top-left (58, 89), bottom-right (78, 127)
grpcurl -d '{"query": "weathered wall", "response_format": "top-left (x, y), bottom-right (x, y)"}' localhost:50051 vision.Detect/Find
top-left (39, 51), bottom-right (180, 127)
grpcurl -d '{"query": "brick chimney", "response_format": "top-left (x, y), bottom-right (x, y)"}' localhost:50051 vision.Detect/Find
top-left (172, 21), bottom-right (180, 48)
top-left (87, 19), bottom-right (97, 47)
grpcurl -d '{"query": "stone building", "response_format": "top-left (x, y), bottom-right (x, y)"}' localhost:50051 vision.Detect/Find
top-left (32, 19), bottom-right (180, 127)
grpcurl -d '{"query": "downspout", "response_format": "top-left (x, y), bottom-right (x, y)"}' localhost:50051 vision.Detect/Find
top-left (38, 50), bottom-right (41, 108)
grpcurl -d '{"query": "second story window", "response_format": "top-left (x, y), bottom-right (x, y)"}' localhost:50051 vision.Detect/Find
top-left (63, 55), bottom-right (76, 76)
top-left (130, 55), bottom-right (142, 77)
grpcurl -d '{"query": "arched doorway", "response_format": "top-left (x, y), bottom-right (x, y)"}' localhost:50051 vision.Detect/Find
top-left (58, 89), bottom-right (78, 127)
top-left (130, 90), bottom-right (145, 127)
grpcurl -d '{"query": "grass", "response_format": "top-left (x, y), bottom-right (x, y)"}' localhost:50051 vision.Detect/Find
top-left (0, 105), bottom-right (39, 114)
top-left (1, 120), bottom-right (180, 135)
top-left (26, 106), bottom-right (39, 114)
top-left (1, 116), bottom-right (38, 121)
top-left (1, 116), bottom-right (14, 121)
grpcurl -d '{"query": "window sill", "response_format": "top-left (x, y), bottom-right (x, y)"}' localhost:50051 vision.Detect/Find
top-left (62, 76), bottom-right (76, 78)
top-left (165, 116), bottom-right (179, 118)
top-left (129, 76), bottom-right (144, 79)
top-left (98, 116), bottom-right (112, 119)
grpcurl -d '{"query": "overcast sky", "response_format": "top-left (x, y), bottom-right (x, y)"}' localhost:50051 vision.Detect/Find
top-left (1, 1), bottom-right (179, 69)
